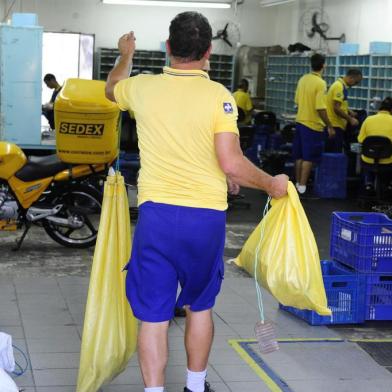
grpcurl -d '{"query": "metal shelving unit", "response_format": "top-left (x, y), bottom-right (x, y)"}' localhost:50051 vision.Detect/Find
top-left (265, 53), bottom-right (392, 117)
top-left (96, 49), bottom-right (235, 91)
top-left (338, 55), bottom-right (370, 111)
top-left (369, 55), bottom-right (392, 111)
top-left (96, 48), bottom-right (166, 80)
top-left (208, 54), bottom-right (235, 91)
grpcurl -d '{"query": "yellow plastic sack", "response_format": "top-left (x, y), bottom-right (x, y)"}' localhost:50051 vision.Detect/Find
top-left (77, 172), bottom-right (138, 392)
top-left (235, 182), bottom-right (331, 316)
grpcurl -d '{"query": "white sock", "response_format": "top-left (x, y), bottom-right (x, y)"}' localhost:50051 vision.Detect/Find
top-left (295, 182), bottom-right (300, 189)
top-left (145, 388), bottom-right (164, 392)
top-left (186, 368), bottom-right (207, 392)
top-left (297, 185), bottom-right (306, 194)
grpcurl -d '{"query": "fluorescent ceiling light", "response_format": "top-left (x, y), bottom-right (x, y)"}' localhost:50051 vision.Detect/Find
top-left (260, 0), bottom-right (295, 7)
top-left (103, 0), bottom-right (231, 8)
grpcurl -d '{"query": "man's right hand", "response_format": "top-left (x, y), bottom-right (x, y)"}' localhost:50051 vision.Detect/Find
top-left (106, 31), bottom-right (136, 102)
top-left (118, 31), bottom-right (136, 59)
top-left (268, 174), bottom-right (289, 199)
top-left (327, 126), bottom-right (336, 139)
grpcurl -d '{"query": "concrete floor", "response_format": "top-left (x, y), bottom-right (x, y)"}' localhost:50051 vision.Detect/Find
top-left (1, 188), bottom-right (392, 391)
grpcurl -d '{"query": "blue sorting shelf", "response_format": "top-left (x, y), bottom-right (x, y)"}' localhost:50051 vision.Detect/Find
top-left (331, 212), bottom-right (392, 273)
top-left (279, 260), bottom-right (366, 325)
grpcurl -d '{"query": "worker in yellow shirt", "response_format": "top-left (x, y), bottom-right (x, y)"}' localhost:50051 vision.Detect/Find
top-left (358, 97), bottom-right (392, 192)
top-left (326, 69), bottom-right (363, 152)
top-left (105, 12), bottom-right (288, 392)
top-left (293, 53), bottom-right (334, 195)
top-left (233, 78), bottom-right (253, 124)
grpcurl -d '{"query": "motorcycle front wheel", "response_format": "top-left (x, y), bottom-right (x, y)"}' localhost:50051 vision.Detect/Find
top-left (43, 184), bottom-right (102, 248)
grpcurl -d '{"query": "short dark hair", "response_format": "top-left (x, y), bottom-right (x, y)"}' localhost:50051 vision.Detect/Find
top-left (310, 53), bottom-right (326, 71)
top-left (43, 73), bottom-right (56, 82)
top-left (379, 97), bottom-right (392, 111)
top-left (239, 79), bottom-right (249, 90)
top-left (346, 68), bottom-right (363, 78)
top-left (169, 12), bottom-right (212, 62)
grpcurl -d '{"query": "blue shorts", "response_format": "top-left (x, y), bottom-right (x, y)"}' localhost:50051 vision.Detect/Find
top-left (292, 123), bottom-right (325, 163)
top-left (125, 202), bottom-right (226, 322)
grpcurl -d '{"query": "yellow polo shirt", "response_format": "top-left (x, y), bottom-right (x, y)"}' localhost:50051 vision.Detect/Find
top-left (233, 89), bottom-right (253, 124)
top-left (327, 78), bottom-right (349, 129)
top-left (358, 110), bottom-right (392, 164)
top-left (295, 72), bottom-right (327, 131)
top-left (114, 67), bottom-right (239, 211)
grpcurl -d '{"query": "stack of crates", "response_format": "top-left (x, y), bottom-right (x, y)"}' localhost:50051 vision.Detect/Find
top-left (244, 124), bottom-right (272, 165)
top-left (279, 260), bottom-right (366, 325)
top-left (314, 153), bottom-right (348, 199)
top-left (331, 212), bottom-right (392, 321)
top-left (280, 211), bottom-right (392, 324)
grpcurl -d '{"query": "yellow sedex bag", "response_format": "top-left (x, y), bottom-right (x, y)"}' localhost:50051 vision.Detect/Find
top-left (235, 182), bottom-right (331, 316)
top-left (77, 172), bottom-right (138, 392)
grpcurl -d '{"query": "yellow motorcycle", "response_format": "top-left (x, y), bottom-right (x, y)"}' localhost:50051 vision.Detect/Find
top-left (0, 142), bottom-right (106, 249)
top-left (0, 78), bottom-right (120, 249)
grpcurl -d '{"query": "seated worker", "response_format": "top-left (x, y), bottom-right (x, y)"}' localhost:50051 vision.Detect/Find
top-left (42, 73), bottom-right (62, 130)
top-left (326, 69), bottom-right (363, 152)
top-left (233, 78), bottom-right (253, 124)
top-left (357, 97), bottom-right (392, 192)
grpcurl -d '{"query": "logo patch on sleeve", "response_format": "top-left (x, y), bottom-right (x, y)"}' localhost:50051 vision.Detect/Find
top-left (223, 102), bottom-right (233, 114)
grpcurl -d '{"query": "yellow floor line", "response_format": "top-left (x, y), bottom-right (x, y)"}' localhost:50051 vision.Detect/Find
top-left (228, 339), bottom-right (283, 392)
top-left (233, 337), bottom-right (344, 342)
top-left (228, 337), bottom-right (391, 391)
top-left (349, 338), bottom-right (392, 343)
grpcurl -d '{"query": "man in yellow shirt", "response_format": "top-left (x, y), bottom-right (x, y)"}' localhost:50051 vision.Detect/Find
top-left (293, 53), bottom-right (334, 195)
top-left (326, 69), bottom-right (363, 152)
top-left (358, 97), bottom-right (392, 191)
top-left (105, 12), bottom-right (288, 392)
top-left (233, 78), bottom-right (253, 124)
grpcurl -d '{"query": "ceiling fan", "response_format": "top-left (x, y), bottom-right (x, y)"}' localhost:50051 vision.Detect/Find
top-left (213, 23), bottom-right (234, 47)
top-left (307, 11), bottom-right (345, 42)
top-left (212, 21), bottom-right (241, 55)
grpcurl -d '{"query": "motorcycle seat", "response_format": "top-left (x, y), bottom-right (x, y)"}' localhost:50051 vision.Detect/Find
top-left (15, 155), bottom-right (70, 182)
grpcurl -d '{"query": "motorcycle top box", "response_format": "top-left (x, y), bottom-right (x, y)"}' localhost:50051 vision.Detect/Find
top-left (55, 78), bottom-right (120, 164)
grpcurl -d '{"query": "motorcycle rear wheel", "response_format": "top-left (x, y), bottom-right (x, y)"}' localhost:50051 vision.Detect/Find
top-left (43, 185), bottom-right (102, 248)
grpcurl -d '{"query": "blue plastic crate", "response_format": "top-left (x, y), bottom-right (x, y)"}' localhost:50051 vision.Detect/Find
top-left (244, 134), bottom-right (269, 164)
top-left (366, 274), bottom-right (392, 320)
top-left (370, 41), bottom-right (392, 55)
top-left (279, 260), bottom-right (366, 325)
top-left (314, 153), bottom-right (347, 199)
top-left (267, 133), bottom-right (283, 150)
top-left (339, 43), bottom-right (359, 55)
top-left (331, 212), bottom-right (392, 273)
